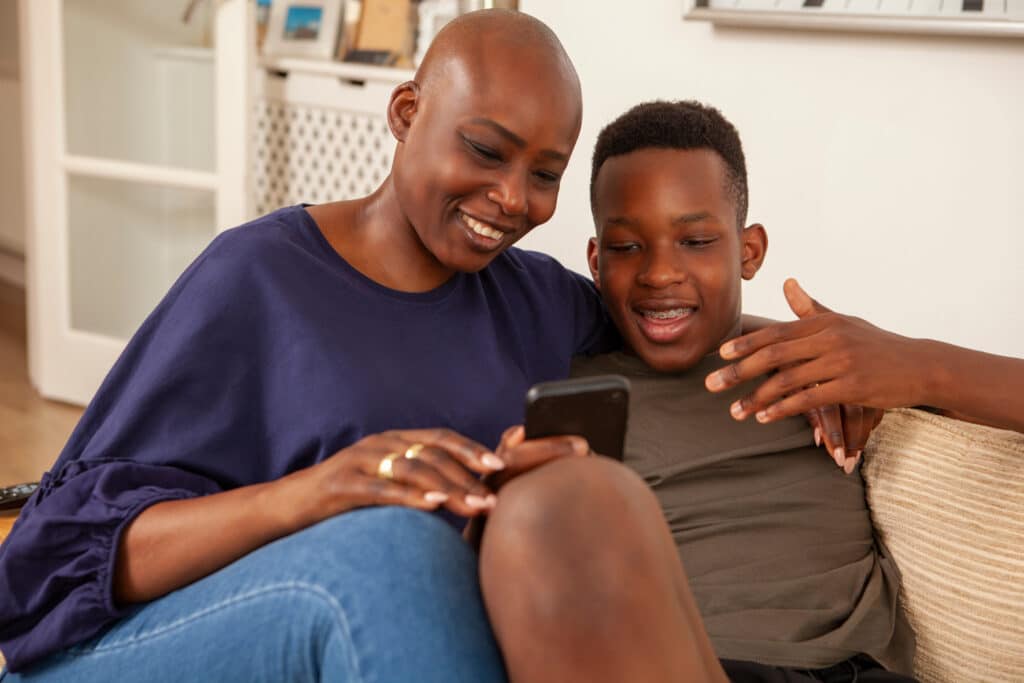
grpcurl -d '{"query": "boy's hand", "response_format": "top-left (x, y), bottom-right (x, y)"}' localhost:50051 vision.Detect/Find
top-left (705, 279), bottom-right (926, 470)
top-left (462, 426), bottom-right (590, 549)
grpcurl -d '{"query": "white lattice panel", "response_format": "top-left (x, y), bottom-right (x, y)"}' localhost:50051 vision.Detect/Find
top-left (252, 97), bottom-right (395, 214)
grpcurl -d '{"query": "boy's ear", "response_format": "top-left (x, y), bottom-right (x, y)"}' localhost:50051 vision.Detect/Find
top-left (387, 81), bottom-right (420, 142)
top-left (586, 236), bottom-right (601, 290)
top-left (740, 223), bottom-right (768, 280)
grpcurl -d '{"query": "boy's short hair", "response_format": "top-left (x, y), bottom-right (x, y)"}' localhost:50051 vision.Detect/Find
top-left (590, 101), bottom-right (748, 228)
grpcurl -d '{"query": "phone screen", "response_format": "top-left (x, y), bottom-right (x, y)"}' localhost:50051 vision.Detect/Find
top-left (524, 375), bottom-right (630, 460)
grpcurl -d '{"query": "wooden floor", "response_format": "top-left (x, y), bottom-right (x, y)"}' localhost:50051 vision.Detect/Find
top-left (0, 281), bottom-right (83, 487)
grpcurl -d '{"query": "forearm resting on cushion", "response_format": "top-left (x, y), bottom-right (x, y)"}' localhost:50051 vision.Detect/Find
top-left (916, 339), bottom-right (1024, 433)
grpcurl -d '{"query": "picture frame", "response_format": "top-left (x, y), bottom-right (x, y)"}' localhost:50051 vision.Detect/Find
top-left (263, 0), bottom-right (345, 60)
top-left (413, 0), bottom-right (458, 67)
top-left (348, 0), bottom-right (416, 67)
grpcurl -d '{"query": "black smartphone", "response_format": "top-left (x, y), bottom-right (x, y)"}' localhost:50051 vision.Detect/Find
top-left (524, 375), bottom-right (630, 461)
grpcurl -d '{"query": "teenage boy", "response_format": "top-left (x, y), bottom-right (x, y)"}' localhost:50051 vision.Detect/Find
top-left (572, 101), bottom-right (915, 681)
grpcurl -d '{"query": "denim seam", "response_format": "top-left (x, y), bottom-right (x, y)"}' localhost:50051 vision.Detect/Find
top-left (67, 581), bottom-right (364, 682)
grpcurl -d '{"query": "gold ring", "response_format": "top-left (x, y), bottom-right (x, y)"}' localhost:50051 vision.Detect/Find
top-left (404, 443), bottom-right (425, 459)
top-left (377, 452), bottom-right (401, 480)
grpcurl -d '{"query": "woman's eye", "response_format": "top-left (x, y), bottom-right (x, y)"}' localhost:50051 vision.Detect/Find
top-left (607, 243), bottom-right (639, 253)
top-left (533, 170), bottom-right (560, 184)
top-left (468, 140), bottom-right (501, 161)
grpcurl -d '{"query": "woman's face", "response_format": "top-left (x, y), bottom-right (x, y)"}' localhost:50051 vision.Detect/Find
top-left (391, 56), bottom-right (582, 274)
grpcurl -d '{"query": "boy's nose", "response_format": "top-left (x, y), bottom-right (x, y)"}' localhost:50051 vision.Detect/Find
top-left (637, 250), bottom-right (685, 288)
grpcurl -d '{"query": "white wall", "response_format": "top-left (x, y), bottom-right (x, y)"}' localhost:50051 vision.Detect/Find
top-left (518, 0), bottom-right (1024, 358)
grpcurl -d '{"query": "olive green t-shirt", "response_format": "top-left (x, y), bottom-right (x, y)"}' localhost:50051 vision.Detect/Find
top-left (572, 351), bottom-right (914, 673)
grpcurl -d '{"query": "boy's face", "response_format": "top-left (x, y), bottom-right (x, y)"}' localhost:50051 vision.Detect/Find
top-left (588, 147), bottom-right (766, 373)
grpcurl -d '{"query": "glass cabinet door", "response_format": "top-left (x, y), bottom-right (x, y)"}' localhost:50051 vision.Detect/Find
top-left (22, 0), bottom-right (251, 405)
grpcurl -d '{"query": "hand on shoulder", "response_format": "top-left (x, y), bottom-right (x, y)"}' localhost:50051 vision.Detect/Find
top-left (707, 278), bottom-right (1024, 439)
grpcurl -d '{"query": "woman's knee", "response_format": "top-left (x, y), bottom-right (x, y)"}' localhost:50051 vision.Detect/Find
top-left (275, 506), bottom-right (470, 574)
top-left (239, 506), bottom-right (482, 622)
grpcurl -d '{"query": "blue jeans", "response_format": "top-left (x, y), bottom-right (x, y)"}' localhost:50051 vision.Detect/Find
top-left (1, 507), bottom-right (507, 682)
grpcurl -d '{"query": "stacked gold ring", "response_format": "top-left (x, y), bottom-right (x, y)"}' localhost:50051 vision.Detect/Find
top-left (377, 443), bottom-right (425, 480)
top-left (377, 452), bottom-right (401, 480)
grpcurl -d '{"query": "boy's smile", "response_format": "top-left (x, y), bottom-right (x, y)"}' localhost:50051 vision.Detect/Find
top-left (588, 147), bottom-right (766, 373)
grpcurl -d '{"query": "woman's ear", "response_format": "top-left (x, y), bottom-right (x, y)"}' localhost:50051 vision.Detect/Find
top-left (586, 236), bottom-right (601, 290)
top-left (387, 81), bottom-right (420, 142)
top-left (740, 223), bottom-right (768, 280)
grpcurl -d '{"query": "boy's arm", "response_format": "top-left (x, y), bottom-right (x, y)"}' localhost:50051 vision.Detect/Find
top-left (709, 279), bottom-right (1024, 434)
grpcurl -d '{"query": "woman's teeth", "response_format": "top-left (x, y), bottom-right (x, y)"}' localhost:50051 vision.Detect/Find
top-left (461, 212), bottom-right (503, 240)
top-left (642, 308), bottom-right (693, 320)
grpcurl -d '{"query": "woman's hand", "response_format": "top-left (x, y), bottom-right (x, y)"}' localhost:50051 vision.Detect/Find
top-left (706, 279), bottom-right (925, 469)
top-left (805, 405), bottom-right (885, 473)
top-left (301, 428), bottom-right (508, 522)
top-left (116, 427), bottom-right (504, 604)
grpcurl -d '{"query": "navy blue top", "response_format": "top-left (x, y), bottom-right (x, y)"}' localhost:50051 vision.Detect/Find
top-left (0, 206), bottom-right (614, 671)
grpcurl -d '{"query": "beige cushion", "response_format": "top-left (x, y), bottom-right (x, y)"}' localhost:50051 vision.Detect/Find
top-left (863, 408), bottom-right (1024, 683)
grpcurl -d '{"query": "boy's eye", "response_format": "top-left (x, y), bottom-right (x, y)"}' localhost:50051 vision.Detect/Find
top-left (606, 242), bottom-right (639, 253)
top-left (681, 237), bottom-right (717, 248)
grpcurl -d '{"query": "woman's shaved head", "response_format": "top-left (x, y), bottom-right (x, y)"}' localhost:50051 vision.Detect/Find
top-left (415, 9), bottom-right (581, 121)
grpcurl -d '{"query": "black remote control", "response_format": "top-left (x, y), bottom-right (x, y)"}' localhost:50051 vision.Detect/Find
top-left (0, 482), bottom-right (39, 511)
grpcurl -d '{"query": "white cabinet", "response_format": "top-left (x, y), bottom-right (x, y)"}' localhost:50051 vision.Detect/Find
top-left (22, 0), bottom-right (407, 406)
top-left (21, 0), bottom-right (251, 405)
top-left (252, 59), bottom-right (411, 214)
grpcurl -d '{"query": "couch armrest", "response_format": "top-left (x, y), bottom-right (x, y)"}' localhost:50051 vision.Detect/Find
top-left (863, 408), bottom-right (1024, 683)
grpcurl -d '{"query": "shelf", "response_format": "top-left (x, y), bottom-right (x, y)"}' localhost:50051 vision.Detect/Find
top-left (151, 46), bottom-right (215, 62)
top-left (62, 155), bottom-right (219, 192)
top-left (686, 8), bottom-right (1024, 38)
top-left (259, 56), bottom-right (415, 84)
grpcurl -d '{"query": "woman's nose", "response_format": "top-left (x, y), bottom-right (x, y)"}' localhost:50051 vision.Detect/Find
top-left (487, 171), bottom-right (528, 217)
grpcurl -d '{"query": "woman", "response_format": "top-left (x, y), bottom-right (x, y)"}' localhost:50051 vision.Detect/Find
top-left (0, 11), bottom-right (602, 682)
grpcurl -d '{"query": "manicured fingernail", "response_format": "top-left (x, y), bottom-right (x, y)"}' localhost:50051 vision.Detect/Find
top-left (730, 401), bottom-right (744, 419)
top-left (481, 453), bottom-right (505, 470)
top-left (706, 372), bottom-right (725, 390)
top-left (720, 342), bottom-right (736, 358)
top-left (571, 437), bottom-right (589, 455)
top-left (843, 457), bottom-right (859, 475)
top-left (755, 410), bottom-right (770, 423)
top-left (814, 427), bottom-right (822, 447)
top-left (465, 494), bottom-right (496, 510)
top-left (424, 491), bottom-right (449, 504)
top-left (834, 447), bottom-right (846, 467)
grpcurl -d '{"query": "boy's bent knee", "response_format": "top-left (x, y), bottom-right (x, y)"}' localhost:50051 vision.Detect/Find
top-left (481, 456), bottom-right (668, 590)
top-left (487, 455), bottom-right (659, 539)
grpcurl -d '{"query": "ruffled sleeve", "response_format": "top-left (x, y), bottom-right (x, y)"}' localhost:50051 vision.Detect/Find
top-left (0, 221), bottom-right (300, 671)
top-left (0, 461), bottom-right (220, 669)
